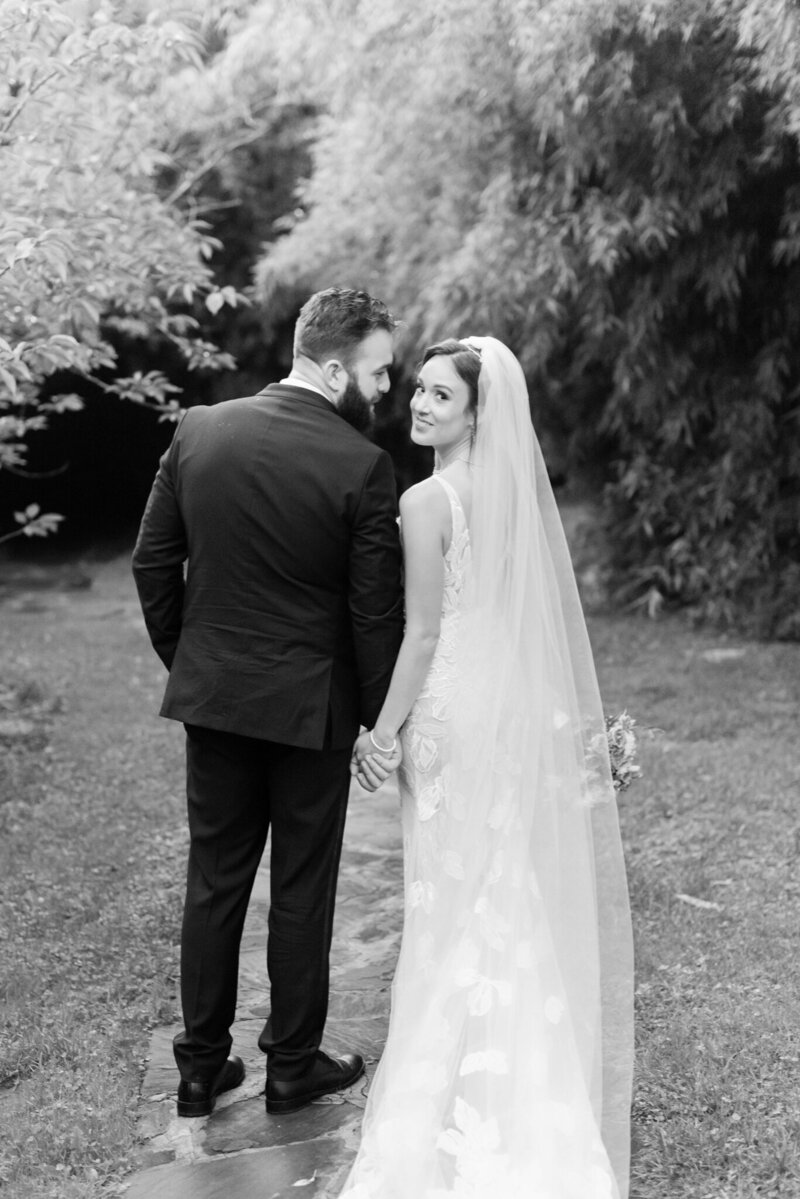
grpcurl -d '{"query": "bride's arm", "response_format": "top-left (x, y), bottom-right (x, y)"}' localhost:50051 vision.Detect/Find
top-left (362, 479), bottom-right (449, 755)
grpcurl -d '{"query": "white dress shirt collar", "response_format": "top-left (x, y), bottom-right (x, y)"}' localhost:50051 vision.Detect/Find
top-left (279, 373), bottom-right (333, 404)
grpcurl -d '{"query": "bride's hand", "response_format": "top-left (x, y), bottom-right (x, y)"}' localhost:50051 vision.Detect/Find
top-left (350, 730), bottom-right (402, 791)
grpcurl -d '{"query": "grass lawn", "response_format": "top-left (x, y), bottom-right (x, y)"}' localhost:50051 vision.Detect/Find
top-left (0, 560), bottom-right (187, 1199)
top-left (0, 554), bottom-right (798, 1198)
top-left (593, 614), bottom-right (800, 1199)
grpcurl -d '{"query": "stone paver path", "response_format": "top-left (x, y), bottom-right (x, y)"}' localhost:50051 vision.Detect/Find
top-left (123, 776), bottom-right (403, 1199)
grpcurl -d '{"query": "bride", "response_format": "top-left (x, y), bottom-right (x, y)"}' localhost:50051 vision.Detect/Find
top-left (346, 337), bottom-right (633, 1199)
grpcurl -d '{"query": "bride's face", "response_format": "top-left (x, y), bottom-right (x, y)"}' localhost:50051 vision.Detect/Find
top-left (410, 356), bottom-right (473, 453)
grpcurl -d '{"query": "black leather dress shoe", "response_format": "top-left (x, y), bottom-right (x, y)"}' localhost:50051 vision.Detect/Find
top-left (177, 1055), bottom-right (246, 1117)
top-left (266, 1050), bottom-right (365, 1114)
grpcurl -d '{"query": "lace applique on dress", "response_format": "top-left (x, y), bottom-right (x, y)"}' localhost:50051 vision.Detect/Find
top-left (400, 473), bottom-right (470, 803)
top-left (340, 472), bottom-right (621, 1199)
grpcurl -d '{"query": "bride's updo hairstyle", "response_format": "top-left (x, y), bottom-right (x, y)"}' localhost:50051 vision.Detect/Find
top-left (420, 339), bottom-right (480, 420)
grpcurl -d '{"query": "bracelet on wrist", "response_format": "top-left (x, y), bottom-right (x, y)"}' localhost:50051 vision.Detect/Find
top-left (369, 729), bottom-right (397, 754)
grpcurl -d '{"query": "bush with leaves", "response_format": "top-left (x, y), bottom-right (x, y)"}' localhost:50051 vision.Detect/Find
top-left (0, 0), bottom-right (245, 543)
top-left (252, 0), bottom-right (800, 637)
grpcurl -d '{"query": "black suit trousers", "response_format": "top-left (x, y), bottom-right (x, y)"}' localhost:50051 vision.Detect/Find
top-left (173, 724), bottom-right (351, 1083)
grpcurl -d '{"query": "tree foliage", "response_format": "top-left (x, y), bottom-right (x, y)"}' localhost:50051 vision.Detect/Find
top-left (149, 0), bottom-right (320, 398)
top-left (0, 0), bottom-right (246, 541)
top-left (254, 0), bottom-right (800, 636)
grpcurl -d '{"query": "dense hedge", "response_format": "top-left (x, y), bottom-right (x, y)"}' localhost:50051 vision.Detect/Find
top-left (4, 2), bottom-right (799, 636)
top-left (253, 0), bottom-right (800, 637)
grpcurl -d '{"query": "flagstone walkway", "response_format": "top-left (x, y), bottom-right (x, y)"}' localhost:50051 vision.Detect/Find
top-left (122, 775), bottom-right (404, 1199)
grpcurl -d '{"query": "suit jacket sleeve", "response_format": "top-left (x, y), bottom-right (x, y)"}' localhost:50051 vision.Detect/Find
top-left (131, 422), bottom-right (187, 670)
top-left (349, 450), bottom-right (404, 728)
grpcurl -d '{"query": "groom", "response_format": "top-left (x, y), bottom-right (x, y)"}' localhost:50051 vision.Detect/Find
top-left (132, 287), bottom-right (404, 1117)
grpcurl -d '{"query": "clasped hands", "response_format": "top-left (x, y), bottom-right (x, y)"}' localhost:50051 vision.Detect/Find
top-left (350, 729), bottom-right (403, 792)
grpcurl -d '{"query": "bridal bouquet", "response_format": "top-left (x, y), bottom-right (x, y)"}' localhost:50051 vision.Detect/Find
top-left (604, 711), bottom-right (641, 792)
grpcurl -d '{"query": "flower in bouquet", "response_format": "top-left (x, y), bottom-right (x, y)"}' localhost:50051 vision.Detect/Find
top-left (603, 711), bottom-right (641, 792)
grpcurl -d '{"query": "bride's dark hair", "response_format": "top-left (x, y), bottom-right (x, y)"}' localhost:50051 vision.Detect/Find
top-left (420, 339), bottom-right (480, 417)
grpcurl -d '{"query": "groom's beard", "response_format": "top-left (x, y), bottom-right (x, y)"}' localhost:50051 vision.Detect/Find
top-left (336, 377), bottom-right (375, 435)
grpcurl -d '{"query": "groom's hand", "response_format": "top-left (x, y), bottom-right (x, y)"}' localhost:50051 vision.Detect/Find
top-left (350, 730), bottom-right (402, 792)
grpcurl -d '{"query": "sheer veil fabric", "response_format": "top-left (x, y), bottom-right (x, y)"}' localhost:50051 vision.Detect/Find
top-left (340, 338), bottom-right (633, 1199)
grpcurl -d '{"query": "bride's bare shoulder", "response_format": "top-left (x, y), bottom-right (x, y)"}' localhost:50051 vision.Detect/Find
top-left (399, 477), bottom-right (451, 530)
top-left (399, 476), bottom-right (447, 509)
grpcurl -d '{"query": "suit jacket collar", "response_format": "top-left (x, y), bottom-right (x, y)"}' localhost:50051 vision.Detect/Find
top-left (258, 382), bottom-right (336, 415)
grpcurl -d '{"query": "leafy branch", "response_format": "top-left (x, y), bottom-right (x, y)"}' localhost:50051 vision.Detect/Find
top-left (0, 504), bottom-right (64, 546)
top-left (0, 0), bottom-right (247, 543)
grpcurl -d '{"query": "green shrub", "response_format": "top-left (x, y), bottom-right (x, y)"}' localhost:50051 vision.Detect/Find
top-left (251, 0), bottom-right (800, 636)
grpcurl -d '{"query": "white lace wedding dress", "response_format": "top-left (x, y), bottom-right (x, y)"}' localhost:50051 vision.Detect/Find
top-left (340, 474), bottom-right (626, 1199)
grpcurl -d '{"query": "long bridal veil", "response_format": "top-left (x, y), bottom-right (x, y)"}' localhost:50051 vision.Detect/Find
top-left (342, 337), bottom-right (633, 1199)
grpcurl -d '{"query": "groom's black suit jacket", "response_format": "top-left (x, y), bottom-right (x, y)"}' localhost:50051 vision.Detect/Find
top-left (132, 384), bottom-right (404, 750)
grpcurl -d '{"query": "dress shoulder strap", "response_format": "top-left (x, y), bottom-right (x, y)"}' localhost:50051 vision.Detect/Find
top-left (431, 472), bottom-right (463, 514)
top-left (431, 473), bottom-right (468, 548)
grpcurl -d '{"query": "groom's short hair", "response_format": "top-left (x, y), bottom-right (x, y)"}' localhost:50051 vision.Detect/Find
top-left (294, 287), bottom-right (397, 367)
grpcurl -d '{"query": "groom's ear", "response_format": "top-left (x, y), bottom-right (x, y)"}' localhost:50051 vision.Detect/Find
top-left (321, 357), bottom-right (347, 403)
